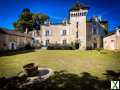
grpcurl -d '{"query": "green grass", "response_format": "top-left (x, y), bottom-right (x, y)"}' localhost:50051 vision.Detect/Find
top-left (0, 50), bottom-right (120, 79)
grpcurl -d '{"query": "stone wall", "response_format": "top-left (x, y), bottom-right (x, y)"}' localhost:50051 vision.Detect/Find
top-left (0, 33), bottom-right (32, 50)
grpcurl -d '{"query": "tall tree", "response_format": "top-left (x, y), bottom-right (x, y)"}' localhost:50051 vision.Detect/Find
top-left (13, 8), bottom-right (49, 33)
top-left (33, 13), bottom-right (49, 30)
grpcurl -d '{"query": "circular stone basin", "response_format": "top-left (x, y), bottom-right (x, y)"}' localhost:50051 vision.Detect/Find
top-left (18, 68), bottom-right (54, 83)
top-left (37, 68), bottom-right (54, 79)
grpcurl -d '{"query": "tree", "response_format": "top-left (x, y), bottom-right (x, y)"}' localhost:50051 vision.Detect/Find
top-left (32, 13), bottom-right (49, 30)
top-left (13, 8), bottom-right (49, 33)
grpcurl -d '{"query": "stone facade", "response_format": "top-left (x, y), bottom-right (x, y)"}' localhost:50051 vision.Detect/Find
top-left (86, 17), bottom-right (107, 49)
top-left (104, 28), bottom-right (120, 50)
top-left (0, 28), bottom-right (32, 51)
top-left (29, 2), bottom-right (107, 50)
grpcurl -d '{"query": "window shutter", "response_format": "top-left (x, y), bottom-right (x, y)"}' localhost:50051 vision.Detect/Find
top-left (43, 30), bottom-right (46, 36)
top-left (60, 30), bottom-right (63, 35)
top-left (66, 30), bottom-right (69, 35)
top-left (49, 30), bottom-right (52, 36)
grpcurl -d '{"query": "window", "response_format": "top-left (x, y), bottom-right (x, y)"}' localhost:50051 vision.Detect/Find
top-left (74, 13), bottom-right (75, 16)
top-left (93, 28), bottom-right (97, 35)
top-left (76, 32), bottom-right (78, 38)
top-left (45, 31), bottom-right (49, 36)
top-left (63, 40), bottom-right (67, 45)
top-left (81, 13), bottom-right (84, 16)
top-left (46, 40), bottom-right (49, 46)
top-left (76, 22), bottom-right (79, 28)
top-left (83, 12), bottom-right (86, 16)
top-left (36, 40), bottom-right (39, 44)
top-left (79, 13), bottom-right (81, 16)
top-left (45, 30), bottom-right (51, 36)
top-left (93, 43), bottom-right (97, 48)
top-left (71, 14), bottom-right (73, 17)
top-left (61, 30), bottom-right (67, 36)
top-left (111, 40), bottom-right (114, 42)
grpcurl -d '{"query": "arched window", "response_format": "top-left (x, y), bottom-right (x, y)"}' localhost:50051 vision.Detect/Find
top-left (75, 13), bottom-right (77, 16)
top-left (73, 13), bottom-right (75, 17)
top-left (71, 13), bottom-right (73, 17)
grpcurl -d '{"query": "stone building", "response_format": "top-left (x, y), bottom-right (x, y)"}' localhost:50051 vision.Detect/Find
top-left (0, 28), bottom-right (32, 51)
top-left (87, 16), bottom-right (108, 49)
top-left (104, 27), bottom-right (120, 50)
top-left (29, 1), bottom-right (108, 50)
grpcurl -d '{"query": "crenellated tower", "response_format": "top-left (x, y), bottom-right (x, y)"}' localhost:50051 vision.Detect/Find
top-left (69, 1), bottom-right (89, 50)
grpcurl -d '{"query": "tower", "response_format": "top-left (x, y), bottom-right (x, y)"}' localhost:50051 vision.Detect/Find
top-left (69, 1), bottom-right (89, 50)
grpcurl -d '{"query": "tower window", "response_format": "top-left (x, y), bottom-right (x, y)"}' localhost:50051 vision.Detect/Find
top-left (74, 13), bottom-right (76, 16)
top-left (46, 40), bottom-right (49, 46)
top-left (76, 22), bottom-right (79, 28)
top-left (111, 40), bottom-right (114, 42)
top-left (71, 14), bottom-right (73, 17)
top-left (75, 13), bottom-right (77, 16)
top-left (76, 32), bottom-right (78, 38)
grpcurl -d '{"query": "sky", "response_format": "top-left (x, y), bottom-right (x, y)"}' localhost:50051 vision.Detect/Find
top-left (0, 0), bottom-right (120, 32)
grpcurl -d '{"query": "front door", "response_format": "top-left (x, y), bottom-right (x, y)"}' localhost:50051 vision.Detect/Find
top-left (9, 42), bottom-right (16, 50)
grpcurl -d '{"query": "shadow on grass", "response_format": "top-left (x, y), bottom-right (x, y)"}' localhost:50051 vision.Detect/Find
top-left (0, 49), bottom-right (35, 57)
top-left (0, 70), bottom-right (120, 90)
top-left (103, 70), bottom-right (120, 80)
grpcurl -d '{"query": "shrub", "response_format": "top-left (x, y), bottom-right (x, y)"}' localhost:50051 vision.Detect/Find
top-left (47, 44), bottom-right (76, 50)
top-left (24, 44), bottom-right (35, 50)
top-left (75, 43), bottom-right (79, 49)
top-left (95, 48), bottom-right (103, 52)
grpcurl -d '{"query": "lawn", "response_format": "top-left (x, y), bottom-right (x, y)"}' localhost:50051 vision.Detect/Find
top-left (0, 50), bottom-right (120, 79)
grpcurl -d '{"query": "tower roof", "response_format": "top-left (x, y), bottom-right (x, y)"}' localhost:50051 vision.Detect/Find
top-left (69, 1), bottom-right (89, 11)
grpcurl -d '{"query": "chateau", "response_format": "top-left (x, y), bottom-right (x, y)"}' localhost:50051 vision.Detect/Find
top-left (29, 1), bottom-right (108, 50)
top-left (1, 1), bottom-right (114, 51)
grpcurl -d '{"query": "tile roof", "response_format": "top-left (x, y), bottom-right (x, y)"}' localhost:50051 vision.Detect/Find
top-left (69, 1), bottom-right (89, 11)
top-left (0, 28), bottom-right (32, 38)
